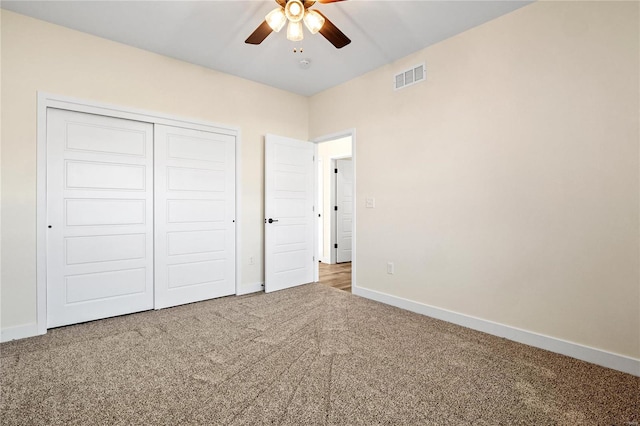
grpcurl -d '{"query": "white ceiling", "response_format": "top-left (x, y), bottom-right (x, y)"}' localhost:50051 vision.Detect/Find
top-left (2, 0), bottom-right (531, 96)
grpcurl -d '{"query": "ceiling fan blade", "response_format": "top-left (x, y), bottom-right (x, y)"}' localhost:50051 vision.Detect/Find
top-left (303, 1), bottom-right (317, 7)
top-left (245, 20), bottom-right (273, 45)
top-left (276, 0), bottom-right (286, 6)
top-left (315, 10), bottom-right (351, 49)
top-left (316, 0), bottom-right (347, 3)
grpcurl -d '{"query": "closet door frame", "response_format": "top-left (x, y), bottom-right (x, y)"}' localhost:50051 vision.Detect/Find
top-left (36, 92), bottom-right (242, 336)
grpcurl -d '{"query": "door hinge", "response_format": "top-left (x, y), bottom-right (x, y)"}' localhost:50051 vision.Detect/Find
top-left (313, 256), bottom-right (315, 261)
top-left (334, 206), bottom-right (338, 211)
top-left (334, 168), bottom-right (338, 174)
top-left (334, 243), bottom-right (338, 249)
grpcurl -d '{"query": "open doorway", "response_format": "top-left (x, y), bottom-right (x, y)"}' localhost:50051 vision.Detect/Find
top-left (314, 133), bottom-right (354, 293)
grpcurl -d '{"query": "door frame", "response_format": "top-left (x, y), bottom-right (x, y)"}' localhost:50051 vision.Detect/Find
top-left (312, 129), bottom-right (356, 287)
top-left (36, 92), bottom-right (242, 336)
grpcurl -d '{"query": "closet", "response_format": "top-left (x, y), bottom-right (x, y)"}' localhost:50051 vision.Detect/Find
top-left (45, 107), bottom-right (236, 328)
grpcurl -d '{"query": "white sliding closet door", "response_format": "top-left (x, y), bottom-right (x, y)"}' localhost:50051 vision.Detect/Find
top-left (47, 108), bottom-right (154, 328)
top-left (154, 125), bottom-right (236, 309)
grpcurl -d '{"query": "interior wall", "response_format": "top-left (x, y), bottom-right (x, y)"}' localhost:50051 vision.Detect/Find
top-left (317, 137), bottom-right (352, 262)
top-left (0, 10), bottom-right (309, 330)
top-left (309, 1), bottom-right (640, 359)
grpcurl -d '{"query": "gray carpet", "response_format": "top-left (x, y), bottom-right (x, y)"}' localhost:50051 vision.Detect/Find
top-left (1, 283), bottom-right (638, 425)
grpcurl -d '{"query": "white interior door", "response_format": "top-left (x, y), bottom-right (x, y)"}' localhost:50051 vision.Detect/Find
top-left (336, 158), bottom-right (353, 263)
top-left (154, 125), bottom-right (236, 309)
top-left (317, 158), bottom-right (324, 260)
top-left (46, 108), bottom-right (154, 328)
top-left (264, 134), bottom-right (316, 293)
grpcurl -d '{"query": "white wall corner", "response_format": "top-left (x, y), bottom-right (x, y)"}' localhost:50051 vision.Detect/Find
top-left (236, 282), bottom-right (264, 296)
top-left (353, 286), bottom-right (640, 377)
top-left (0, 323), bottom-right (44, 343)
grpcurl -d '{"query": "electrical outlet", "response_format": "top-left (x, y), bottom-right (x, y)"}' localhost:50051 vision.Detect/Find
top-left (249, 256), bottom-right (255, 265)
top-left (387, 262), bottom-right (394, 274)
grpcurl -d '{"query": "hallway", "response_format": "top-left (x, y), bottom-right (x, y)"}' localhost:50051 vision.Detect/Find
top-left (318, 262), bottom-right (351, 293)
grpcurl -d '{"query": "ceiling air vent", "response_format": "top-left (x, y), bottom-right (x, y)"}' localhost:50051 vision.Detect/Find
top-left (394, 63), bottom-right (426, 91)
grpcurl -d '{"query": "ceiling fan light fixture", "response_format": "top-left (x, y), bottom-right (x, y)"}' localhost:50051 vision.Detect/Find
top-left (245, 0), bottom-right (350, 49)
top-left (285, 0), bottom-right (305, 23)
top-left (265, 7), bottom-right (287, 32)
top-left (303, 9), bottom-right (325, 34)
top-left (286, 20), bottom-right (304, 41)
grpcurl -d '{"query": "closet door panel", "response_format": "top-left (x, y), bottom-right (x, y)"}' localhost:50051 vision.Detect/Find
top-left (46, 108), bottom-right (154, 328)
top-left (154, 125), bottom-right (236, 309)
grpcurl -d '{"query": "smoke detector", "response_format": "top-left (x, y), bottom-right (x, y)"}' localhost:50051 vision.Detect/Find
top-left (299, 58), bottom-right (312, 70)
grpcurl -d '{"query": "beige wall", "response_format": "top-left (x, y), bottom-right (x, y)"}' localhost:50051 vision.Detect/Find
top-left (317, 137), bottom-right (352, 261)
top-left (309, 1), bottom-right (640, 358)
top-left (0, 10), bottom-right (308, 329)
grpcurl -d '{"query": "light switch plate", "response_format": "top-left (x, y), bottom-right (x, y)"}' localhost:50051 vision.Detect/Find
top-left (366, 197), bottom-right (376, 208)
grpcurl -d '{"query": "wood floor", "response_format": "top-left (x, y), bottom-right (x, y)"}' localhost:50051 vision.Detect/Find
top-left (318, 262), bottom-right (352, 293)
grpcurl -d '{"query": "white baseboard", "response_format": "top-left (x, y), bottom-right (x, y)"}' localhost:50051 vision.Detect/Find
top-left (236, 282), bottom-right (264, 296)
top-left (319, 257), bottom-right (331, 264)
top-left (353, 286), bottom-right (640, 377)
top-left (1, 322), bottom-right (44, 343)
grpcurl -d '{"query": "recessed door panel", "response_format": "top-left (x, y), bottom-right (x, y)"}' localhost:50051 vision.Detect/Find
top-left (65, 199), bottom-right (146, 227)
top-left (275, 225), bottom-right (306, 246)
top-left (65, 268), bottom-right (147, 304)
top-left (167, 230), bottom-right (225, 256)
top-left (167, 167), bottom-right (225, 192)
top-left (167, 199), bottom-right (225, 223)
top-left (66, 121), bottom-right (147, 156)
top-left (66, 161), bottom-right (146, 191)
top-left (65, 234), bottom-right (146, 265)
top-left (274, 171), bottom-right (307, 192)
top-left (274, 198), bottom-right (306, 218)
top-left (167, 260), bottom-right (225, 289)
top-left (167, 134), bottom-right (227, 162)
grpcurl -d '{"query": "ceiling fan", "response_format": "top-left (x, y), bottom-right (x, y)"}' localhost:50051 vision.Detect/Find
top-left (245, 0), bottom-right (351, 49)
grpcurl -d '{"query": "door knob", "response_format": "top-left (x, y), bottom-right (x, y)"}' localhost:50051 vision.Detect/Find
top-left (268, 218), bottom-right (279, 224)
